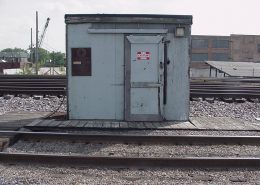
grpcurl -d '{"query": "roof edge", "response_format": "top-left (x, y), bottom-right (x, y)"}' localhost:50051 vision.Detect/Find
top-left (65, 14), bottom-right (193, 25)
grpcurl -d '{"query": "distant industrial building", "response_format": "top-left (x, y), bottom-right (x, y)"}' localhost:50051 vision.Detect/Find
top-left (190, 34), bottom-right (260, 77)
top-left (231, 35), bottom-right (260, 63)
top-left (0, 51), bottom-right (30, 74)
top-left (0, 51), bottom-right (29, 63)
top-left (192, 35), bottom-right (231, 62)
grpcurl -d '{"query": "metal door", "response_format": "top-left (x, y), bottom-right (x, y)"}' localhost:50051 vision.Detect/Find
top-left (125, 35), bottom-right (164, 121)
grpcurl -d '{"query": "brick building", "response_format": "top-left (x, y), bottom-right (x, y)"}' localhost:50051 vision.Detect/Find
top-left (231, 35), bottom-right (260, 62)
top-left (190, 34), bottom-right (260, 77)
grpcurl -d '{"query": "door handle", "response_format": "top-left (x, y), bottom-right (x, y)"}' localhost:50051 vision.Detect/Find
top-left (131, 82), bottom-right (162, 88)
top-left (160, 62), bottom-right (163, 69)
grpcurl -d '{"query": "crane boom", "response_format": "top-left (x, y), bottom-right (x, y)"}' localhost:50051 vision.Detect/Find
top-left (38, 17), bottom-right (50, 48)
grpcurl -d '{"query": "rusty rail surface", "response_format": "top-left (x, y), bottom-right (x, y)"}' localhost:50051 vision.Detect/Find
top-left (2, 130), bottom-right (260, 145)
top-left (1, 152), bottom-right (260, 168)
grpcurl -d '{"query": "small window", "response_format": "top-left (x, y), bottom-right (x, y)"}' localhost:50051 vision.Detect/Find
top-left (258, 44), bottom-right (260, 53)
top-left (192, 39), bottom-right (208, 48)
top-left (191, 53), bottom-right (208, 62)
top-left (212, 53), bottom-right (230, 61)
top-left (212, 40), bottom-right (229, 48)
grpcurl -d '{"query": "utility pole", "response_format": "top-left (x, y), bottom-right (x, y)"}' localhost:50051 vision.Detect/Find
top-left (30, 28), bottom-right (33, 63)
top-left (52, 51), bottom-right (55, 75)
top-left (35, 11), bottom-right (39, 75)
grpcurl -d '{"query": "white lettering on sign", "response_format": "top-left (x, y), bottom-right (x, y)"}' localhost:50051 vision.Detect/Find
top-left (73, 61), bottom-right (82, 65)
top-left (137, 51), bottom-right (150, 60)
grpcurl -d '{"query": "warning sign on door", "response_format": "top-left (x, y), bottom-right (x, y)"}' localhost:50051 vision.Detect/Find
top-left (137, 51), bottom-right (150, 60)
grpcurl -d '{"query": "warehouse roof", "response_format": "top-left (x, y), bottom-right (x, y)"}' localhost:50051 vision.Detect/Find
top-left (206, 61), bottom-right (260, 77)
top-left (65, 14), bottom-right (193, 24)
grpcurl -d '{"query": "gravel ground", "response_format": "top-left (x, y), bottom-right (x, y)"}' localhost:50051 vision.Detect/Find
top-left (1, 96), bottom-right (260, 123)
top-left (0, 164), bottom-right (260, 184)
top-left (1, 95), bottom-right (259, 117)
top-left (2, 98), bottom-right (260, 184)
top-left (0, 96), bottom-right (66, 114)
top-left (6, 140), bottom-right (260, 158)
top-left (68, 130), bottom-right (260, 136)
top-left (190, 99), bottom-right (260, 122)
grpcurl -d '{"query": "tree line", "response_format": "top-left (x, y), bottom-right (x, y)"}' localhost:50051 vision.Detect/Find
top-left (1, 48), bottom-right (65, 67)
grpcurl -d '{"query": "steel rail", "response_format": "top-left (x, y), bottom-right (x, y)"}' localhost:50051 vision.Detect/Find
top-left (1, 76), bottom-right (260, 98)
top-left (2, 131), bottom-right (260, 145)
top-left (191, 84), bottom-right (260, 87)
top-left (0, 152), bottom-right (260, 168)
top-left (190, 92), bottom-right (260, 98)
top-left (191, 89), bottom-right (260, 93)
top-left (0, 75), bottom-right (66, 79)
top-left (0, 86), bottom-right (65, 89)
top-left (2, 130), bottom-right (260, 168)
top-left (0, 75), bottom-right (259, 81)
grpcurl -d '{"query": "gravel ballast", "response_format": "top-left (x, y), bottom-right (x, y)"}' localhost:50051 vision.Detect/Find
top-left (68, 130), bottom-right (260, 136)
top-left (0, 96), bottom-right (66, 114)
top-left (190, 99), bottom-right (260, 122)
top-left (0, 164), bottom-right (260, 184)
top-left (2, 97), bottom-right (260, 184)
top-left (6, 140), bottom-right (260, 158)
top-left (1, 96), bottom-right (260, 123)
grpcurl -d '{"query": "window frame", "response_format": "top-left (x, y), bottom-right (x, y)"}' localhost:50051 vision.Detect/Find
top-left (211, 40), bottom-right (230, 49)
top-left (191, 53), bottom-right (208, 62)
top-left (192, 39), bottom-right (208, 49)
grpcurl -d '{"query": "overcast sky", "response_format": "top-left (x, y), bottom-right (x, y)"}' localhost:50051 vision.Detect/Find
top-left (1, 0), bottom-right (260, 52)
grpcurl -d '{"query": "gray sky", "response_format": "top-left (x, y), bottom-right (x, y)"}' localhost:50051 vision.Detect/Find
top-left (0, 0), bottom-right (260, 52)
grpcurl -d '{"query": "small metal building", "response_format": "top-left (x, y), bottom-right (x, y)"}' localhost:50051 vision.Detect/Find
top-left (65, 14), bottom-right (193, 121)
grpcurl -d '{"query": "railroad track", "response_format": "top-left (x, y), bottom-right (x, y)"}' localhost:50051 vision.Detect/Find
top-left (1, 75), bottom-right (260, 98)
top-left (1, 153), bottom-right (260, 168)
top-left (2, 130), bottom-right (260, 144)
top-left (191, 77), bottom-right (260, 98)
top-left (0, 75), bottom-right (66, 96)
top-left (2, 130), bottom-right (260, 168)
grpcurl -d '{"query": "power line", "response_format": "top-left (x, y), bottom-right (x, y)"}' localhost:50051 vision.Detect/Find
top-left (42, 42), bottom-right (59, 52)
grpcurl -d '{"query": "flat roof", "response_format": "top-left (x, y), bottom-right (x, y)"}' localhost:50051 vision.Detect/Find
top-left (192, 35), bottom-right (230, 39)
top-left (207, 61), bottom-right (260, 77)
top-left (65, 14), bottom-right (192, 25)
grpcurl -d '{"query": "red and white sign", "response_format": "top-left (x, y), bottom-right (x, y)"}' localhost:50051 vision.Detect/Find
top-left (137, 51), bottom-right (150, 60)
